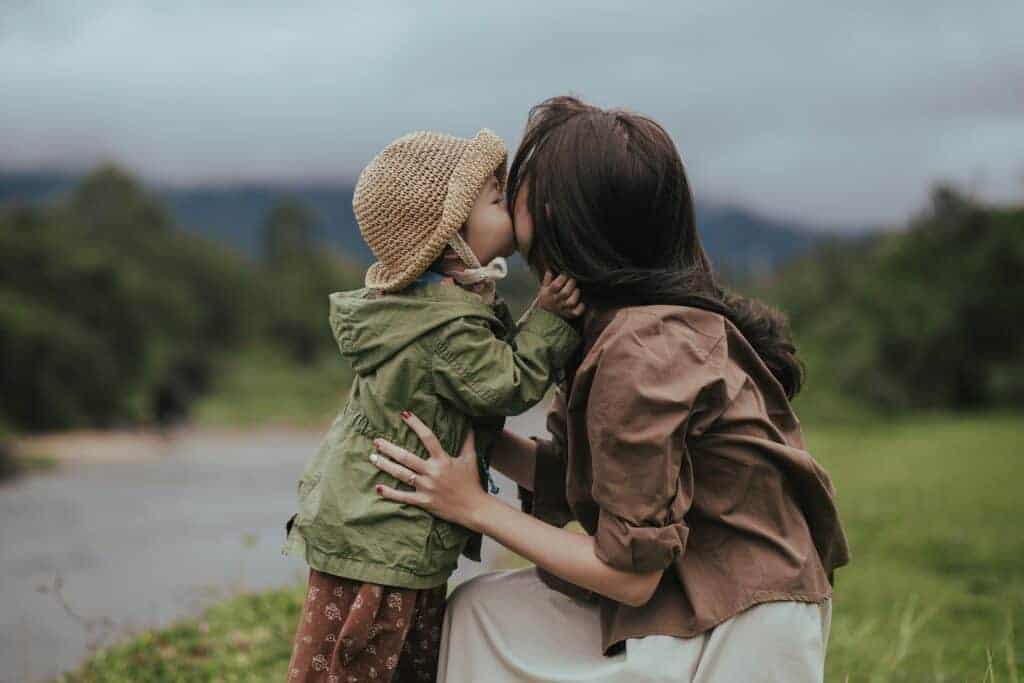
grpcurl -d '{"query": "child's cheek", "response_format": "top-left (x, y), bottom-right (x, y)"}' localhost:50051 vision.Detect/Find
top-left (487, 209), bottom-right (517, 258)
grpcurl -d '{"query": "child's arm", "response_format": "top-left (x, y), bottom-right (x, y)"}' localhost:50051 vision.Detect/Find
top-left (428, 306), bottom-right (576, 416)
top-left (428, 275), bottom-right (584, 417)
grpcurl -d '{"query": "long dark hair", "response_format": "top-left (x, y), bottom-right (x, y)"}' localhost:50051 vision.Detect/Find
top-left (507, 95), bottom-right (804, 398)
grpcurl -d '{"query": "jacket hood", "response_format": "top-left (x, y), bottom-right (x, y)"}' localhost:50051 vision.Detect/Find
top-left (328, 284), bottom-right (499, 375)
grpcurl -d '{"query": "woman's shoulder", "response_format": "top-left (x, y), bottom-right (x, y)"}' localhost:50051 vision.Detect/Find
top-left (572, 305), bottom-right (732, 428)
top-left (570, 305), bottom-right (730, 411)
top-left (589, 304), bottom-right (728, 367)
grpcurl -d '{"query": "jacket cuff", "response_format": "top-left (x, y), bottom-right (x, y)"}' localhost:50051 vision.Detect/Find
top-left (524, 436), bottom-right (575, 528)
top-left (517, 306), bottom-right (581, 374)
top-left (593, 508), bottom-right (689, 573)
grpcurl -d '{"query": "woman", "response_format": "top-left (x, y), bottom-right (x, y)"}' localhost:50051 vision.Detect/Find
top-left (369, 96), bottom-right (850, 682)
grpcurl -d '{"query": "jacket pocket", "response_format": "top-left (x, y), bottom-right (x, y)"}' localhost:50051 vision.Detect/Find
top-left (295, 471), bottom-right (324, 525)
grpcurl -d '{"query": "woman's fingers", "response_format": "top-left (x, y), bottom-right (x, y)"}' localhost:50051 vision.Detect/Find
top-left (375, 484), bottom-right (430, 506)
top-left (369, 451), bottom-right (421, 486)
top-left (570, 302), bottom-right (586, 317)
top-left (550, 274), bottom-right (568, 292)
top-left (399, 411), bottom-right (448, 460)
top-left (372, 437), bottom-right (428, 473)
top-left (542, 271), bottom-right (554, 287)
top-left (563, 289), bottom-right (580, 307)
top-left (457, 428), bottom-right (477, 458)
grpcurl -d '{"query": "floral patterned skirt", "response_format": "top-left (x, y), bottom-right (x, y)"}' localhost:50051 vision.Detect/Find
top-left (286, 568), bottom-right (447, 683)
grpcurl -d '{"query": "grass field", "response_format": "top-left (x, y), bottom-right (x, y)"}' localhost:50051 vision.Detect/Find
top-left (810, 413), bottom-right (1022, 681)
top-left (192, 345), bottom-right (352, 428)
top-left (61, 412), bottom-right (1023, 682)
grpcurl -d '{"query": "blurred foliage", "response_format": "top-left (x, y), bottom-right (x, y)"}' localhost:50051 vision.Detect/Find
top-left (191, 344), bottom-right (352, 428)
top-left (0, 165), bottom-right (361, 431)
top-left (261, 199), bottom-right (362, 364)
top-left (4, 167), bottom-right (1019, 433)
top-left (760, 185), bottom-right (1024, 412)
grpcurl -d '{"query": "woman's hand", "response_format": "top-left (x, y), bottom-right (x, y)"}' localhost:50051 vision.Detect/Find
top-left (373, 411), bottom-right (663, 607)
top-left (370, 411), bottom-right (493, 531)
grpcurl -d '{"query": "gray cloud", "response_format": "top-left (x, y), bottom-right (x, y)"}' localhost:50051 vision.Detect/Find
top-left (2, 0), bottom-right (1022, 227)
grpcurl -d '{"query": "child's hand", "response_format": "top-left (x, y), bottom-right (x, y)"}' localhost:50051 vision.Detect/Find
top-left (537, 271), bottom-right (586, 319)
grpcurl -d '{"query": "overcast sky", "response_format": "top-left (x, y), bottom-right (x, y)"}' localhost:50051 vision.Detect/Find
top-left (2, 1), bottom-right (1022, 228)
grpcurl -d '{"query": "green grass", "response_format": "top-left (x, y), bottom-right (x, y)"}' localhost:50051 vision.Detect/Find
top-left (193, 345), bottom-right (353, 428)
top-left (809, 412), bottom-right (1023, 682)
top-left (59, 584), bottom-right (307, 683)
top-left (63, 413), bottom-right (1023, 682)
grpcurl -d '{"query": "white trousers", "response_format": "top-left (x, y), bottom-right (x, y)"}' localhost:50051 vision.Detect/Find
top-left (438, 567), bottom-right (831, 683)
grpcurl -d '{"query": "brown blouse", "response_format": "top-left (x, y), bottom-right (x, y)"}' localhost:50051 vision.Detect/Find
top-left (519, 304), bottom-right (850, 655)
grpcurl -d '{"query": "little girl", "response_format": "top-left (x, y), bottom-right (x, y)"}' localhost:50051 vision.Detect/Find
top-left (282, 129), bottom-right (584, 682)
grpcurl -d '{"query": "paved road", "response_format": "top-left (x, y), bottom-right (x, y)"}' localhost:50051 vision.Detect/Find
top-left (0, 409), bottom-right (546, 682)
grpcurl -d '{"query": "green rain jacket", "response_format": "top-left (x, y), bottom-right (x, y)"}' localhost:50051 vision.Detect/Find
top-left (282, 279), bottom-right (580, 589)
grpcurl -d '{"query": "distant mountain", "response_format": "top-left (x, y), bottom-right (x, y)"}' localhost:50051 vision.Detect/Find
top-left (1, 170), bottom-right (831, 275)
top-left (697, 205), bottom-right (824, 277)
top-left (0, 170), bottom-right (77, 206)
top-left (165, 183), bottom-right (371, 260)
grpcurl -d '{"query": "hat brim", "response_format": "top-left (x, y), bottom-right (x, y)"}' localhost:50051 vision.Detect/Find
top-left (363, 129), bottom-right (507, 292)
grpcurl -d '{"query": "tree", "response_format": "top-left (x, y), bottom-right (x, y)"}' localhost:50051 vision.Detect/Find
top-left (765, 184), bottom-right (1024, 412)
top-left (263, 200), bottom-right (317, 269)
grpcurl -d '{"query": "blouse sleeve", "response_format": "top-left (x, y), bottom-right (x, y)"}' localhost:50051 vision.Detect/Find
top-left (524, 386), bottom-right (599, 602)
top-left (587, 311), bottom-right (726, 573)
top-left (519, 387), bottom-right (575, 528)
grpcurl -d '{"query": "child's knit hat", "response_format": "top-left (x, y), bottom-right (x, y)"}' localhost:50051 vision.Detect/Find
top-left (354, 129), bottom-right (507, 293)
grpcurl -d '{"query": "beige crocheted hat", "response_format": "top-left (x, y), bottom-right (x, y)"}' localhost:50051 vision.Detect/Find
top-left (354, 129), bottom-right (507, 292)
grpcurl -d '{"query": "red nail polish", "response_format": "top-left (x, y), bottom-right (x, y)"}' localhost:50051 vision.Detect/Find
top-left (400, 410), bottom-right (411, 419)
top-left (375, 485), bottom-right (383, 494)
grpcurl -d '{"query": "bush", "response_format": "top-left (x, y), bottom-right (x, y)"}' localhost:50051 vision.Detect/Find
top-left (0, 166), bottom-right (367, 431)
top-left (765, 186), bottom-right (1024, 412)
